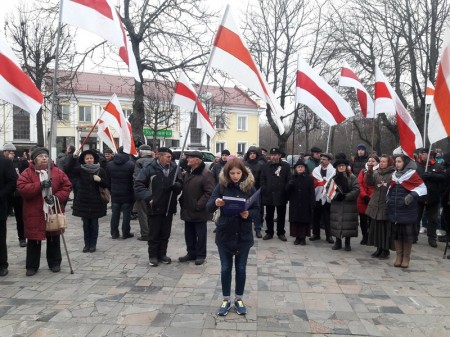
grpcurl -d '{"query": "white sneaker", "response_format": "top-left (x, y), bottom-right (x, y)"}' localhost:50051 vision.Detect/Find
top-left (419, 227), bottom-right (427, 234)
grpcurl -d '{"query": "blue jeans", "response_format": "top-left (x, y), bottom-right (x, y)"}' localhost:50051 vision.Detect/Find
top-left (82, 217), bottom-right (99, 247)
top-left (110, 203), bottom-right (132, 236)
top-left (217, 246), bottom-right (250, 298)
top-left (184, 221), bottom-right (207, 259)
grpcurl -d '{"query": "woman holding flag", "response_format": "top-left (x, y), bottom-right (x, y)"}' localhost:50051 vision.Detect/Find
top-left (387, 154), bottom-right (427, 268)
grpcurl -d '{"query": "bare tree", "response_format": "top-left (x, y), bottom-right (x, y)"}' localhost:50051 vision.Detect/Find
top-left (119, 0), bottom-right (217, 142)
top-left (4, 3), bottom-right (76, 146)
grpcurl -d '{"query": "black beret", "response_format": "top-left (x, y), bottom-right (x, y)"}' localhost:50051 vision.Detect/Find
top-left (157, 147), bottom-right (173, 155)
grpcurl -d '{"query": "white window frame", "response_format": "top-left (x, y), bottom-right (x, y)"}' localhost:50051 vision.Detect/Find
top-left (78, 105), bottom-right (92, 122)
top-left (237, 142), bottom-right (247, 154)
top-left (237, 115), bottom-right (247, 131)
top-left (216, 142), bottom-right (225, 153)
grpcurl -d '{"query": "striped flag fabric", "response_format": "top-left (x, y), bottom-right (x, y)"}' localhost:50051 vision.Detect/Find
top-left (390, 169), bottom-right (427, 197)
top-left (339, 61), bottom-right (375, 118)
top-left (172, 72), bottom-right (216, 138)
top-left (102, 94), bottom-right (137, 155)
top-left (296, 58), bottom-right (354, 126)
top-left (425, 80), bottom-right (435, 105)
top-left (97, 119), bottom-right (117, 153)
top-left (326, 179), bottom-right (338, 200)
top-left (61, 0), bottom-right (140, 81)
top-left (374, 64), bottom-right (423, 158)
top-left (428, 26), bottom-right (450, 144)
top-left (208, 5), bottom-right (285, 134)
top-left (0, 36), bottom-right (43, 115)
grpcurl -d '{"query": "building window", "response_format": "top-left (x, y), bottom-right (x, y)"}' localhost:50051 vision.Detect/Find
top-left (216, 142), bottom-right (225, 153)
top-left (237, 142), bottom-right (247, 154)
top-left (79, 106), bottom-right (92, 122)
top-left (57, 105), bottom-right (70, 121)
top-left (215, 115), bottom-right (225, 129)
top-left (13, 106), bottom-right (30, 140)
top-left (190, 128), bottom-right (202, 144)
top-left (237, 116), bottom-right (247, 131)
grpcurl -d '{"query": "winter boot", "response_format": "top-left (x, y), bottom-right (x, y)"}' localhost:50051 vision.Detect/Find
top-left (401, 242), bottom-right (412, 268)
top-left (394, 240), bottom-right (403, 267)
top-left (344, 237), bottom-right (351, 251)
top-left (332, 238), bottom-right (342, 250)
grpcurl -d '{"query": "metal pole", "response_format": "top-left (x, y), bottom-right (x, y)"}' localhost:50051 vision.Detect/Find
top-left (326, 125), bottom-right (332, 153)
top-left (424, 145), bottom-right (432, 172)
top-left (61, 233), bottom-right (74, 274)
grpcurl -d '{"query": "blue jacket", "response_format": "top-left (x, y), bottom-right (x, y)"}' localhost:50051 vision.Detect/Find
top-left (206, 169), bottom-right (258, 255)
top-left (106, 153), bottom-right (135, 204)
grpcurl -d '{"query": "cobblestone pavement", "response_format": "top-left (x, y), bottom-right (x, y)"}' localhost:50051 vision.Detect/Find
top-left (1, 201), bottom-right (450, 337)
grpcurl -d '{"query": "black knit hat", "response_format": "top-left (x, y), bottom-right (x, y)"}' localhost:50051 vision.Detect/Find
top-left (221, 149), bottom-right (231, 156)
top-left (310, 146), bottom-right (322, 153)
top-left (31, 147), bottom-right (49, 161)
top-left (79, 149), bottom-right (99, 164)
top-left (333, 153), bottom-right (350, 168)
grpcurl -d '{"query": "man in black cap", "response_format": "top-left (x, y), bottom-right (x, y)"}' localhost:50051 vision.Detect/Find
top-left (351, 144), bottom-right (368, 176)
top-left (306, 146), bottom-right (322, 174)
top-left (179, 151), bottom-right (215, 265)
top-left (415, 148), bottom-right (445, 247)
top-left (134, 147), bottom-right (182, 267)
top-left (260, 147), bottom-right (291, 241)
top-left (211, 149), bottom-right (230, 184)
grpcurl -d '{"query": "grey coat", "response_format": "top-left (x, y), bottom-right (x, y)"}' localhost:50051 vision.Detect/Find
top-left (365, 166), bottom-right (395, 220)
top-left (330, 173), bottom-right (360, 238)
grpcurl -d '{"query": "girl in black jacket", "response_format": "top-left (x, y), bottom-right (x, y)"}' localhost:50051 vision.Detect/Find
top-left (206, 158), bottom-right (259, 316)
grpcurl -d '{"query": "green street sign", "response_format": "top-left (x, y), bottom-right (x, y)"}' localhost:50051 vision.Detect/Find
top-left (143, 128), bottom-right (173, 137)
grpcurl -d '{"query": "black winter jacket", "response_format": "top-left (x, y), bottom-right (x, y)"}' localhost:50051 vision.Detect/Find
top-left (106, 153), bottom-right (135, 204)
top-left (206, 169), bottom-right (258, 255)
top-left (260, 160), bottom-right (291, 206)
top-left (286, 172), bottom-right (315, 223)
top-left (416, 158), bottom-right (445, 205)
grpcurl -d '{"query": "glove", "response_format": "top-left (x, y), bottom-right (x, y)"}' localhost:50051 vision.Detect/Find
top-left (44, 195), bottom-right (54, 205)
top-left (93, 175), bottom-right (101, 182)
top-left (73, 149), bottom-right (81, 158)
top-left (421, 172), bottom-right (431, 180)
top-left (335, 193), bottom-right (346, 201)
top-left (404, 194), bottom-right (414, 205)
top-left (363, 196), bottom-right (371, 204)
top-left (169, 182), bottom-right (182, 193)
top-left (40, 179), bottom-right (52, 189)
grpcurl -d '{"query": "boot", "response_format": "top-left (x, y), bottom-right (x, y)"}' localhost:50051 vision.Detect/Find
top-left (378, 249), bottom-right (390, 259)
top-left (393, 240), bottom-right (403, 267)
top-left (332, 238), bottom-right (342, 250)
top-left (371, 247), bottom-right (382, 258)
top-left (344, 237), bottom-right (351, 251)
top-left (401, 242), bottom-right (412, 268)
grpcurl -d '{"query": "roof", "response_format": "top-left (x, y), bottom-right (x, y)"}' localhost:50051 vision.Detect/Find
top-left (59, 71), bottom-right (258, 108)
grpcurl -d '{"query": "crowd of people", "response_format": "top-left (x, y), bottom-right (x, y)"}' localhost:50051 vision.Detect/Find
top-left (1, 141), bottom-right (450, 316)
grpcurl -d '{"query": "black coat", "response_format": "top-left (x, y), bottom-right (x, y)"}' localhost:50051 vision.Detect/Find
top-left (260, 160), bottom-right (291, 206)
top-left (416, 159), bottom-right (445, 205)
top-left (0, 157), bottom-right (17, 221)
top-left (206, 170), bottom-right (258, 255)
top-left (106, 153), bottom-right (135, 204)
top-left (286, 173), bottom-right (315, 223)
top-left (134, 159), bottom-right (182, 215)
top-left (245, 158), bottom-right (263, 189)
top-left (67, 157), bottom-right (109, 219)
top-left (352, 154), bottom-right (368, 176)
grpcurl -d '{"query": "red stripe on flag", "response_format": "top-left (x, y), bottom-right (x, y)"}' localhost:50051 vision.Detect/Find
top-left (375, 82), bottom-right (392, 99)
top-left (356, 89), bottom-right (368, 117)
top-left (296, 71), bottom-right (346, 124)
top-left (103, 101), bottom-right (123, 127)
top-left (434, 63), bottom-right (450, 136)
top-left (214, 26), bottom-right (268, 96)
top-left (175, 82), bottom-right (208, 116)
top-left (396, 111), bottom-right (416, 158)
top-left (72, 0), bottom-right (113, 19)
top-left (117, 10), bottom-right (130, 65)
top-left (0, 54), bottom-right (43, 104)
top-left (341, 67), bottom-right (360, 82)
top-left (425, 87), bottom-right (435, 96)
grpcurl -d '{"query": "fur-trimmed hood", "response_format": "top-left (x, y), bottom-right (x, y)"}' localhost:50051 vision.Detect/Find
top-left (218, 166), bottom-right (255, 192)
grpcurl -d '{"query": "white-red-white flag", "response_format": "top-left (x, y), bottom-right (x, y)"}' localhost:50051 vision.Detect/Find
top-left (375, 64), bottom-right (422, 157)
top-left (97, 118), bottom-right (117, 153)
top-left (208, 5), bottom-right (285, 134)
top-left (326, 179), bottom-right (338, 200)
top-left (429, 25), bottom-right (450, 144)
top-left (339, 61), bottom-right (375, 118)
top-left (61, 0), bottom-right (140, 81)
top-left (0, 36), bottom-right (43, 115)
top-left (425, 79), bottom-right (435, 105)
top-left (101, 94), bottom-right (137, 155)
top-left (296, 58), bottom-right (354, 126)
top-left (172, 73), bottom-right (216, 138)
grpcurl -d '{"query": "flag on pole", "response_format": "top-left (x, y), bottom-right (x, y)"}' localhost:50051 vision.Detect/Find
top-left (429, 25), bottom-right (450, 144)
top-left (295, 58), bottom-right (354, 126)
top-left (208, 5), bottom-right (285, 134)
top-left (0, 36), bottom-right (43, 115)
top-left (97, 119), bottom-right (117, 153)
top-left (102, 94), bottom-right (137, 155)
top-left (61, 0), bottom-right (140, 81)
top-left (172, 73), bottom-right (216, 138)
top-left (425, 80), bottom-right (435, 105)
top-left (375, 64), bottom-right (423, 158)
top-left (339, 61), bottom-right (375, 118)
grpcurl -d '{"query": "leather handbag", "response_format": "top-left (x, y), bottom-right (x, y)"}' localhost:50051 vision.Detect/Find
top-left (99, 186), bottom-right (111, 204)
top-left (46, 196), bottom-right (67, 231)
